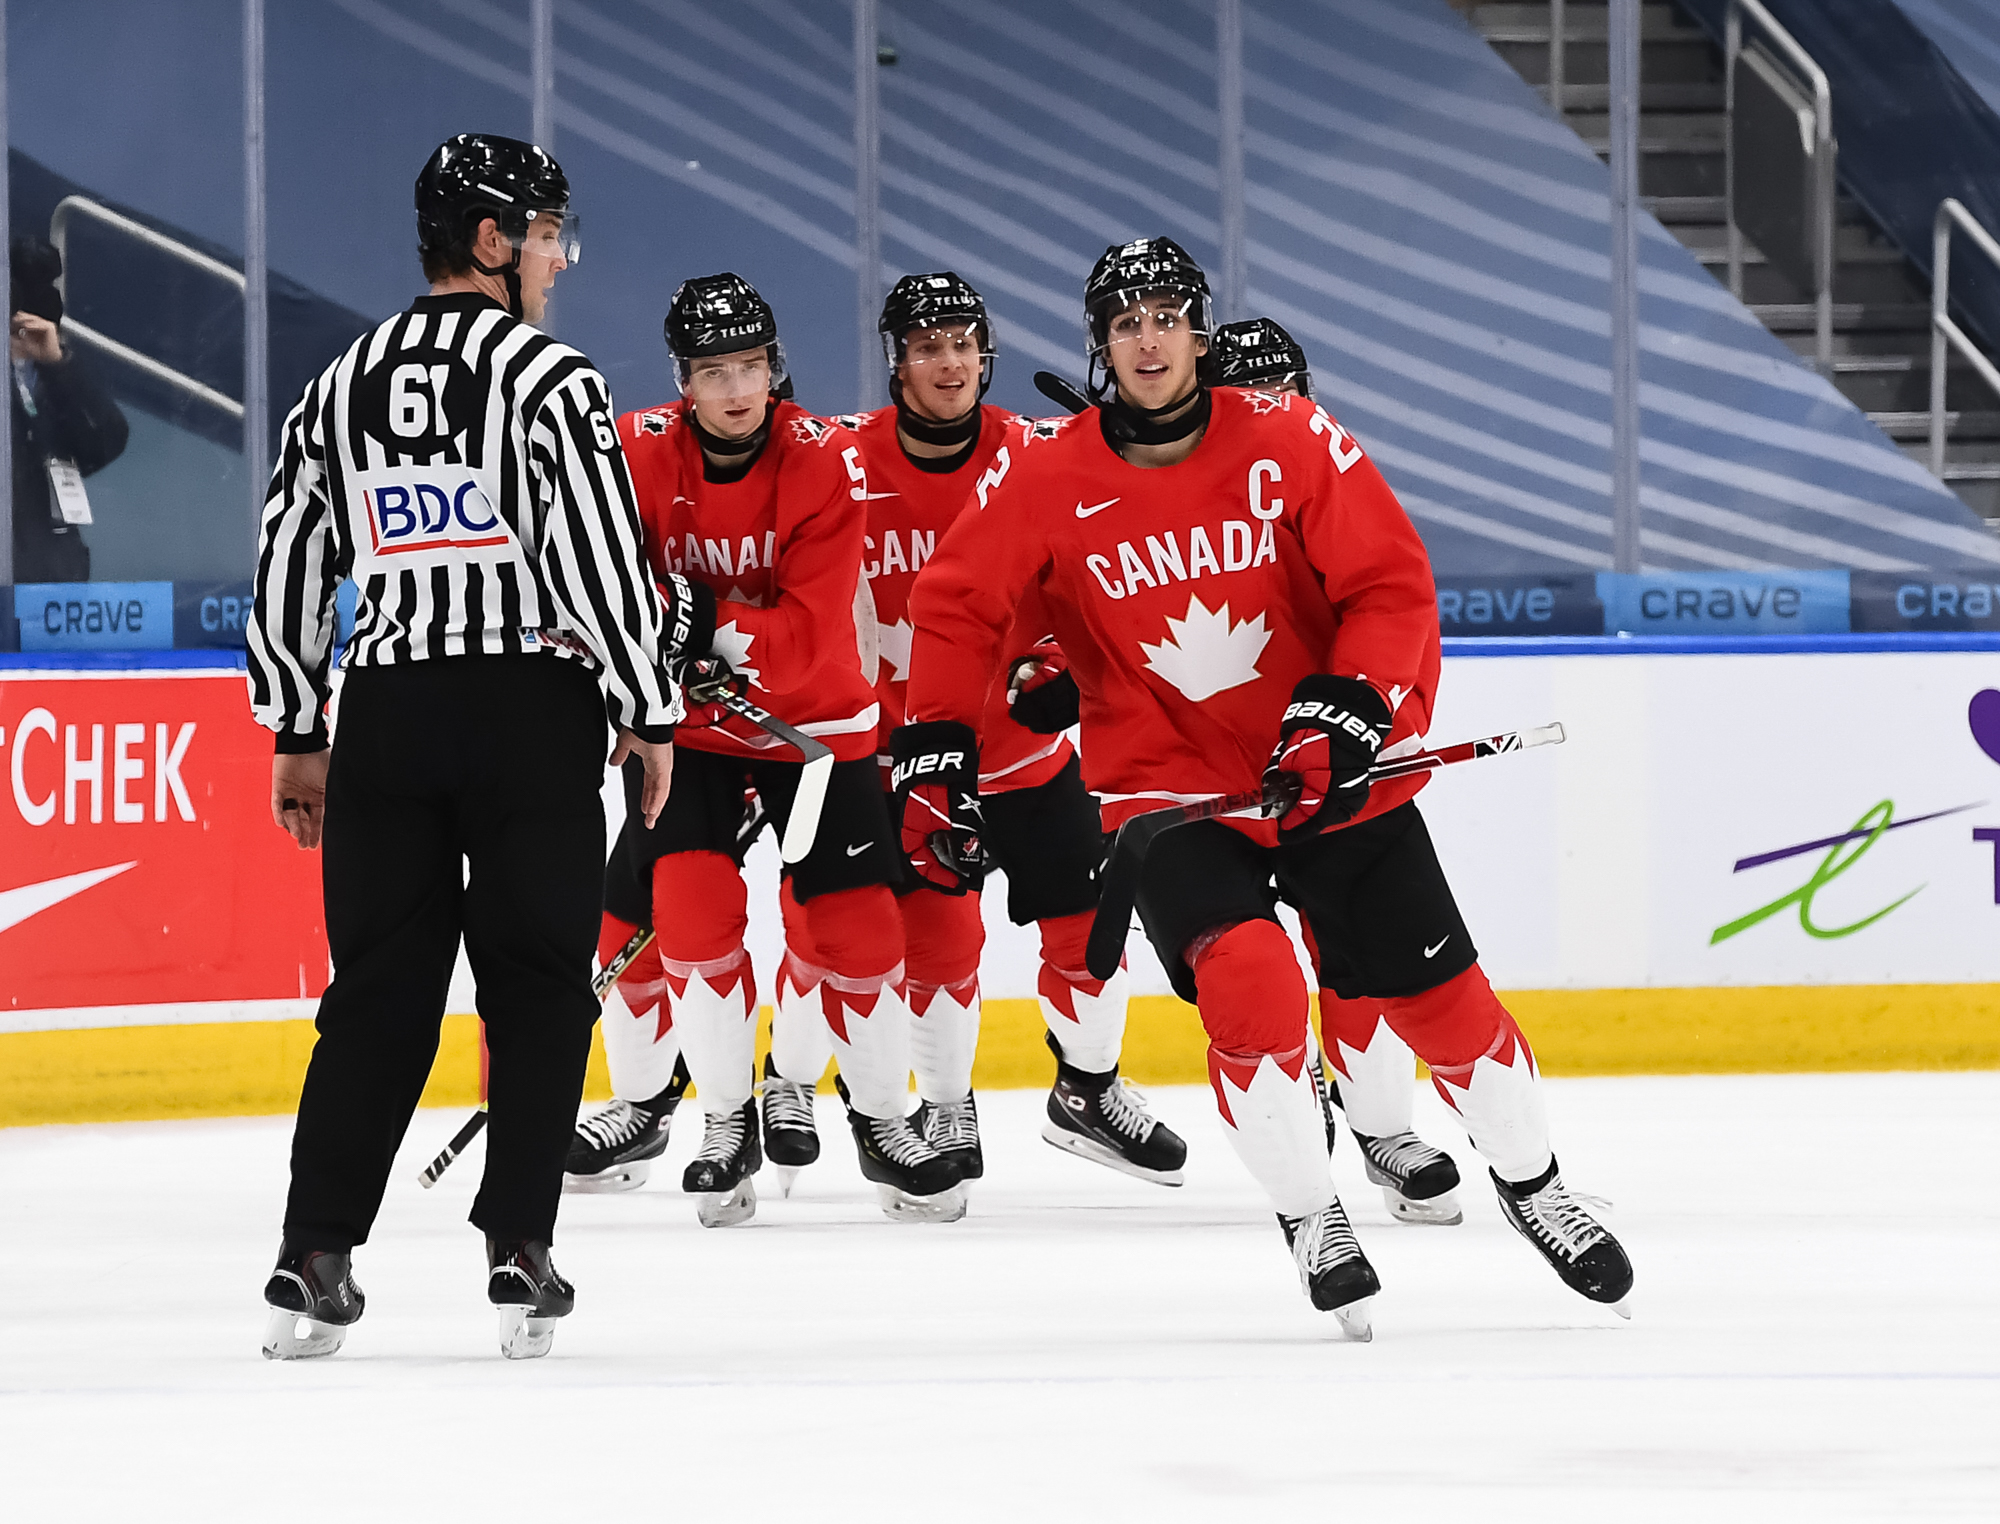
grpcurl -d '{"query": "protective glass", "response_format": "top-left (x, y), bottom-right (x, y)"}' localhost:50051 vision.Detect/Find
top-left (677, 351), bottom-right (774, 400)
top-left (1099, 291), bottom-right (1203, 352)
top-left (882, 321), bottom-right (991, 371)
top-left (519, 208), bottom-right (581, 264)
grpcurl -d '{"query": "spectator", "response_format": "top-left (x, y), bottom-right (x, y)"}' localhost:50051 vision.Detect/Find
top-left (10, 234), bottom-right (128, 583)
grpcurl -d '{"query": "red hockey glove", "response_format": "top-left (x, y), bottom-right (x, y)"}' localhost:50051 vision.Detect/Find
top-left (672, 654), bottom-right (746, 730)
top-left (1263, 675), bottom-right (1392, 841)
top-left (1006, 638), bottom-right (1081, 734)
top-left (656, 572), bottom-right (717, 662)
top-left (889, 721), bottom-right (985, 895)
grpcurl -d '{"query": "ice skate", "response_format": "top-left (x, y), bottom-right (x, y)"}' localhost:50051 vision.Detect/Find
top-left (487, 1238), bottom-right (574, 1360)
top-left (682, 1099), bottom-right (761, 1227)
top-left (1041, 1033), bottom-right (1187, 1186)
top-left (837, 1077), bottom-right (966, 1223)
top-left (261, 1243), bottom-right (364, 1360)
top-left (1492, 1159), bottom-right (1633, 1315)
top-left (562, 1061), bottom-right (688, 1193)
top-left (757, 1054), bottom-right (820, 1198)
top-left (1354, 1128), bottom-right (1464, 1226)
top-left (1277, 1203), bottom-right (1379, 1340)
top-left (913, 1091), bottom-right (983, 1182)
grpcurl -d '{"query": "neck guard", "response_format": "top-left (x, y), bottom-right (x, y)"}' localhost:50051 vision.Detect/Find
top-left (1100, 384), bottom-right (1210, 449)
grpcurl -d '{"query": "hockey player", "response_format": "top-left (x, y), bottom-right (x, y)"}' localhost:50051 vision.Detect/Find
top-left (579, 272), bottom-right (961, 1226)
top-left (757, 273), bottom-right (1186, 1191)
top-left (1212, 316), bottom-right (1462, 1227)
top-left (896, 240), bottom-right (1632, 1334)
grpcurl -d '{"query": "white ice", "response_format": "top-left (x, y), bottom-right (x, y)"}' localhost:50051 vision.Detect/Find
top-left (4, 1073), bottom-right (1997, 1521)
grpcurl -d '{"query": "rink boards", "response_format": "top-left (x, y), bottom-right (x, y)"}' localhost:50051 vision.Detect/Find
top-left (4, 640), bottom-right (1999, 1125)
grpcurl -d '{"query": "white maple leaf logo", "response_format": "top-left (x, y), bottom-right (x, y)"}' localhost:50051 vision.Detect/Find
top-left (711, 619), bottom-right (761, 687)
top-left (879, 617), bottom-right (914, 683)
top-left (1245, 390), bottom-right (1288, 415)
top-left (1139, 595), bottom-right (1271, 703)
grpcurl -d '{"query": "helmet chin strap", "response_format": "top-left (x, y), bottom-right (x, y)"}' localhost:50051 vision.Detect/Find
top-left (471, 243), bottom-right (525, 319)
top-left (1100, 378), bottom-right (1211, 447)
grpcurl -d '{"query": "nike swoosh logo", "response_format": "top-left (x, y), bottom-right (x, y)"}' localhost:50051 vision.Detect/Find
top-left (1074, 497), bottom-right (1120, 518)
top-left (859, 490), bottom-right (900, 500)
top-left (845, 843), bottom-right (871, 857)
top-left (1423, 936), bottom-right (1450, 959)
top-left (0, 861), bottom-right (139, 936)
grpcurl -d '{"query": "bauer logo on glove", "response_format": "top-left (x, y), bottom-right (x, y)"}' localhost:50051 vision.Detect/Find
top-left (1264, 675), bottom-right (1392, 841)
top-left (889, 720), bottom-right (985, 894)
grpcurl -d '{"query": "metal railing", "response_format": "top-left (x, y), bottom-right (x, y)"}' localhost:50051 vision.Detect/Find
top-left (1548, 0), bottom-right (1565, 112)
top-left (49, 194), bottom-right (245, 422)
top-left (1928, 198), bottom-right (2000, 479)
top-left (1725, 0), bottom-right (1834, 374)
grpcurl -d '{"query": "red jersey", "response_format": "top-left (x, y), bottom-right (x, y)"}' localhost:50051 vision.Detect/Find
top-left (618, 398), bottom-right (876, 762)
top-left (848, 403), bottom-right (1073, 795)
top-left (906, 388), bottom-right (1440, 844)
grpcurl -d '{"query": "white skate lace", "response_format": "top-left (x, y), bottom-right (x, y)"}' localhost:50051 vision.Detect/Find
top-left (868, 1114), bottom-right (940, 1167)
top-left (1096, 1077), bottom-right (1158, 1142)
top-left (758, 1074), bottom-right (816, 1132)
top-left (1363, 1131), bottom-right (1447, 1183)
top-left (1292, 1202), bottom-right (1363, 1273)
top-left (925, 1097), bottom-right (979, 1153)
top-left (574, 1099), bottom-right (643, 1151)
top-left (694, 1110), bottom-right (747, 1164)
top-left (1520, 1175), bottom-right (1608, 1260)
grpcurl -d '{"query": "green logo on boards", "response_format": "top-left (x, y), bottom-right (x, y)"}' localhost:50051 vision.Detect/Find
top-left (1710, 800), bottom-right (1959, 946)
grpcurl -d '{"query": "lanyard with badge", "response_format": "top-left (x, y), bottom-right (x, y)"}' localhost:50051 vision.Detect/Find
top-left (14, 358), bottom-right (92, 526)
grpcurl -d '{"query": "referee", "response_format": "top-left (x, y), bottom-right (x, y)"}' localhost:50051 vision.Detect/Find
top-left (246, 134), bottom-right (697, 1361)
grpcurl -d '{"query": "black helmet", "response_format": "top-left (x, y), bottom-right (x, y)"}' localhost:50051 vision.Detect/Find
top-left (1213, 317), bottom-right (1312, 399)
top-left (1083, 237), bottom-right (1213, 403)
top-left (879, 271), bottom-right (994, 402)
top-left (665, 272), bottom-right (790, 398)
top-left (414, 134), bottom-right (575, 317)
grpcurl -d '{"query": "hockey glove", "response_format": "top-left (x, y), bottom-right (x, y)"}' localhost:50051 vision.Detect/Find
top-left (890, 720), bottom-right (985, 895)
top-left (1006, 638), bottom-right (1081, 734)
top-left (656, 572), bottom-right (718, 662)
top-left (672, 654), bottom-right (747, 730)
top-left (1263, 675), bottom-right (1393, 841)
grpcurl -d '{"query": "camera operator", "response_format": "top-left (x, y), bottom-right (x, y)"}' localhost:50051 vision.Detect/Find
top-left (9, 234), bottom-right (128, 584)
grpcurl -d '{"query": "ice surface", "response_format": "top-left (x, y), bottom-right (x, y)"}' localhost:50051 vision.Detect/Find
top-left (4, 1073), bottom-right (1997, 1520)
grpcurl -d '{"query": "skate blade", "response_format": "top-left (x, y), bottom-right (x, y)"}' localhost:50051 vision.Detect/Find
top-left (261, 1307), bottom-right (346, 1361)
top-left (562, 1161), bottom-right (650, 1194)
top-left (875, 1182), bottom-right (968, 1223)
top-left (1039, 1120), bottom-right (1184, 1187)
top-left (695, 1179), bottom-right (757, 1228)
top-left (1383, 1186), bottom-right (1463, 1226)
top-left (775, 1166), bottom-right (799, 1199)
top-left (496, 1305), bottom-right (557, 1360)
top-left (1332, 1296), bottom-right (1375, 1343)
top-left (1608, 1296), bottom-right (1633, 1321)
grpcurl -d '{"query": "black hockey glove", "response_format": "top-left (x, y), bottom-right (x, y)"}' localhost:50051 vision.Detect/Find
top-left (1006, 638), bottom-right (1081, 734)
top-left (672, 654), bottom-right (747, 729)
top-left (1263, 675), bottom-right (1392, 841)
top-left (890, 720), bottom-right (985, 895)
top-left (656, 572), bottom-right (718, 662)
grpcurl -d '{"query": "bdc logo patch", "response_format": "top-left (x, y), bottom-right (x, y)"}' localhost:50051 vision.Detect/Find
top-left (357, 467), bottom-right (509, 558)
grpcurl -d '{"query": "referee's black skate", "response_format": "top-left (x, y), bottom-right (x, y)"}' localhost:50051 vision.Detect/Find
top-left (836, 1076), bottom-right (966, 1223)
top-left (1277, 1202), bottom-right (1379, 1341)
top-left (261, 1242), bottom-right (364, 1360)
top-left (1041, 1033), bottom-right (1187, 1186)
top-left (1353, 1128), bottom-right (1464, 1226)
top-left (1493, 1158), bottom-right (1633, 1316)
top-left (682, 1099), bottom-right (761, 1227)
top-left (563, 1059), bottom-right (689, 1193)
top-left (913, 1090), bottom-right (983, 1182)
top-left (757, 1054), bottom-right (820, 1198)
top-left (486, 1237), bottom-right (574, 1360)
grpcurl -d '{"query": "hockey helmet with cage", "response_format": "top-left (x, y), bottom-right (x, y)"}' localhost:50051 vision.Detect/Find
top-left (414, 134), bottom-right (576, 318)
top-left (665, 272), bottom-right (792, 400)
top-left (1213, 317), bottom-right (1312, 399)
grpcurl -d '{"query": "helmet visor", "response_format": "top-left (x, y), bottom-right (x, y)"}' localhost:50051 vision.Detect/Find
top-left (520, 207), bottom-right (581, 265)
top-left (884, 321), bottom-right (991, 372)
top-left (1095, 289), bottom-right (1207, 356)
top-left (677, 349), bottom-right (776, 402)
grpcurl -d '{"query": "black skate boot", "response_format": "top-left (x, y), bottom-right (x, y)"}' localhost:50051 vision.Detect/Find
top-left (1040, 1032), bottom-right (1187, 1186)
top-left (1353, 1129), bottom-right (1464, 1226)
top-left (1493, 1158), bottom-right (1634, 1315)
top-left (261, 1242), bottom-right (364, 1360)
top-left (757, 1054), bottom-right (820, 1198)
top-left (1277, 1202), bottom-right (1380, 1341)
top-left (682, 1099), bottom-right (761, 1228)
top-left (913, 1090), bottom-right (983, 1182)
top-left (836, 1076), bottom-right (966, 1223)
top-left (486, 1237), bottom-right (575, 1360)
top-left (562, 1058), bottom-right (689, 1194)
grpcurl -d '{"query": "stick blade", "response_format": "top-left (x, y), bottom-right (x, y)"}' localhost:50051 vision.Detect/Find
top-left (1033, 370), bottom-right (1091, 415)
top-left (781, 751), bottom-right (835, 863)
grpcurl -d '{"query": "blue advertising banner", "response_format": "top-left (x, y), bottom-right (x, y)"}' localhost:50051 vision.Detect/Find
top-left (172, 581), bottom-right (258, 649)
top-left (1435, 575), bottom-right (1602, 636)
top-left (1850, 570), bottom-right (2000, 631)
top-left (13, 581), bottom-right (175, 652)
top-left (1595, 572), bottom-right (1851, 636)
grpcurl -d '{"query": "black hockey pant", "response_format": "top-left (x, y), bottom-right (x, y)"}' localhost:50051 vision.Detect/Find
top-left (283, 655), bottom-right (607, 1252)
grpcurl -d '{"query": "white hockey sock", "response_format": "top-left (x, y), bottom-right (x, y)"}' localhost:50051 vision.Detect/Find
top-left (1038, 962), bottom-right (1129, 1074)
top-left (1429, 1026), bottom-right (1552, 1185)
top-left (599, 983), bottom-right (684, 1105)
top-left (769, 948), bottom-right (835, 1088)
top-left (823, 964), bottom-right (912, 1120)
top-left (909, 974), bottom-right (980, 1105)
top-left (1329, 1010), bottom-right (1419, 1139)
top-left (1208, 1044), bottom-right (1338, 1219)
top-left (663, 947), bottom-right (758, 1118)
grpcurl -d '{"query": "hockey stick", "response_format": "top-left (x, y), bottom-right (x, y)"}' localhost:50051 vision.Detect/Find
top-left (1083, 722), bottom-right (1566, 980)
top-left (417, 925), bottom-right (659, 1188)
top-left (709, 689), bottom-right (834, 864)
top-left (1033, 370), bottom-right (1091, 415)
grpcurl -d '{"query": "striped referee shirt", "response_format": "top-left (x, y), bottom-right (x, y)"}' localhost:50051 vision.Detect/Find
top-left (247, 291), bottom-right (683, 751)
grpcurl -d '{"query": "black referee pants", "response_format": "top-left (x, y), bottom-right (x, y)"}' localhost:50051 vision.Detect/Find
top-left (283, 655), bottom-right (608, 1252)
